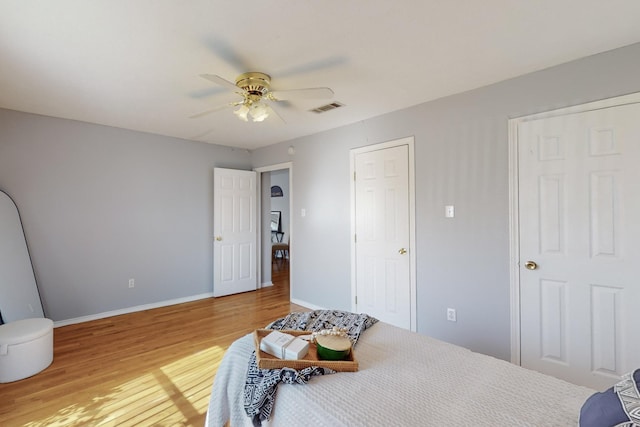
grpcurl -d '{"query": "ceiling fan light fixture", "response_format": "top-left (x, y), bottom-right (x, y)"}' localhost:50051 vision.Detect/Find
top-left (249, 102), bottom-right (269, 122)
top-left (234, 104), bottom-right (250, 121)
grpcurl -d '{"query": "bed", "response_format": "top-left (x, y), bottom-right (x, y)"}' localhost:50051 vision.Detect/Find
top-left (206, 312), bottom-right (596, 426)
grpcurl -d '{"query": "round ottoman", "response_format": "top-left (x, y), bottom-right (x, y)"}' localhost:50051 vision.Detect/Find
top-left (0, 318), bottom-right (54, 383)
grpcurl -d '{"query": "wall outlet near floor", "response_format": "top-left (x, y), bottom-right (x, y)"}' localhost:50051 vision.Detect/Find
top-left (447, 308), bottom-right (457, 322)
top-left (128, 278), bottom-right (135, 288)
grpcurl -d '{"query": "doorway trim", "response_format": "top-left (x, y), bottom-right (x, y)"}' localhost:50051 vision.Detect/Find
top-left (254, 162), bottom-right (293, 290)
top-left (350, 136), bottom-right (417, 331)
top-left (508, 91), bottom-right (640, 365)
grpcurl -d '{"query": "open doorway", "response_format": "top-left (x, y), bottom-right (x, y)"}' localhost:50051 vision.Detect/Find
top-left (255, 163), bottom-right (292, 296)
top-left (269, 169), bottom-right (290, 282)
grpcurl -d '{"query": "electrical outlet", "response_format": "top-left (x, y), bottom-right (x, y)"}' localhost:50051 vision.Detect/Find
top-left (447, 308), bottom-right (457, 322)
top-left (128, 278), bottom-right (135, 288)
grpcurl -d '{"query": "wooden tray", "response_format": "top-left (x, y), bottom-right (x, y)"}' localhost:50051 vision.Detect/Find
top-left (253, 329), bottom-right (359, 372)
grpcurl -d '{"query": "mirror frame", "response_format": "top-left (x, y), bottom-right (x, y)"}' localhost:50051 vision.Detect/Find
top-left (270, 211), bottom-right (282, 232)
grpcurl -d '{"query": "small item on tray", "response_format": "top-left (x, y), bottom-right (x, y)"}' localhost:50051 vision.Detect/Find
top-left (260, 330), bottom-right (309, 360)
top-left (315, 334), bottom-right (352, 360)
top-left (253, 329), bottom-right (359, 371)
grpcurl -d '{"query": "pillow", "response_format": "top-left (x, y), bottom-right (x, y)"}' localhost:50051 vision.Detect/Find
top-left (579, 369), bottom-right (640, 427)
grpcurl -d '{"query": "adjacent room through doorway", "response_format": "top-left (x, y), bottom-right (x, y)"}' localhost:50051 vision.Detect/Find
top-left (269, 168), bottom-right (290, 290)
top-left (257, 163), bottom-right (292, 298)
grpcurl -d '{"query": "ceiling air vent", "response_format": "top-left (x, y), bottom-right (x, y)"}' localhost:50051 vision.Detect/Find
top-left (310, 102), bottom-right (344, 114)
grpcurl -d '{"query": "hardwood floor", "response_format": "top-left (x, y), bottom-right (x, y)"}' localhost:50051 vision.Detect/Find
top-left (0, 260), bottom-right (300, 427)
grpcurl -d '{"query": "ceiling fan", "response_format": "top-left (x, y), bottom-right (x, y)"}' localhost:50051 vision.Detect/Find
top-left (190, 72), bottom-right (334, 122)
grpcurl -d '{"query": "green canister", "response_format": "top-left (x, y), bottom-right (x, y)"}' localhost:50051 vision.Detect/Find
top-left (316, 335), bottom-right (352, 360)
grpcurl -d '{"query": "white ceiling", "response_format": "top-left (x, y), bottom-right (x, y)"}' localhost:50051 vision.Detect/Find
top-left (2, 1), bottom-right (640, 151)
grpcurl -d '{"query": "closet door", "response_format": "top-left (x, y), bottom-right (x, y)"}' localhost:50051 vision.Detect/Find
top-left (518, 103), bottom-right (640, 389)
top-left (354, 144), bottom-right (412, 330)
top-left (212, 168), bottom-right (258, 297)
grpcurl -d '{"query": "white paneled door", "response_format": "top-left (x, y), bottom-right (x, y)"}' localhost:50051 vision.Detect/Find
top-left (518, 103), bottom-right (640, 389)
top-left (354, 144), bottom-right (411, 330)
top-left (213, 168), bottom-right (257, 297)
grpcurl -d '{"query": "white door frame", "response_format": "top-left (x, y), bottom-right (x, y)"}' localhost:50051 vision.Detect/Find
top-left (254, 162), bottom-right (293, 290)
top-left (508, 92), bottom-right (640, 365)
top-left (350, 136), bottom-right (417, 332)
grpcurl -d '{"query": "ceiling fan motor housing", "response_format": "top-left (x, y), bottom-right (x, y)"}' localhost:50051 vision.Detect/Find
top-left (235, 72), bottom-right (271, 99)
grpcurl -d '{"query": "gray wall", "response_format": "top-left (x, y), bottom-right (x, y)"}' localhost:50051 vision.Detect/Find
top-left (251, 42), bottom-right (640, 361)
top-left (0, 109), bottom-right (251, 321)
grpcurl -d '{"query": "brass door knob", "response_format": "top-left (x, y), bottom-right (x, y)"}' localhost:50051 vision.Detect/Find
top-left (398, 248), bottom-right (407, 255)
top-left (524, 261), bottom-right (538, 270)
top-left (215, 236), bottom-right (222, 241)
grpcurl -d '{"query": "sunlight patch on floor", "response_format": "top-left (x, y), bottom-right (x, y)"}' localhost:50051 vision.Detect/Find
top-left (24, 346), bottom-right (226, 427)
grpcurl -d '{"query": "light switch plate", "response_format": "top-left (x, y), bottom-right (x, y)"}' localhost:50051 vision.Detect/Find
top-left (445, 205), bottom-right (455, 218)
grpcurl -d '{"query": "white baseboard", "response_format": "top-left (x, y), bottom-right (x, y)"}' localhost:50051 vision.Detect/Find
top-left (53, 294), bottom-right (330, 328)
top-left (290, 297), bottom-right (325, 311)
top-left (53, 292), bottom-right (214, 328)
top-left (261, 281), bottom-right (274, 288)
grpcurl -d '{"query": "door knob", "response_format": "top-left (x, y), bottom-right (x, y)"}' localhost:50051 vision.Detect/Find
top-left (215, 236), bottom-right (222, 241)
top-left (524, 261), bottom-right (538, 270)
top-left (398, 248), bottom-right (407, 255)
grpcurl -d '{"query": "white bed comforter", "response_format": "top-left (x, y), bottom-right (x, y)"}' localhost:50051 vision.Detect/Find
top-left (206, 322), bottom-right (595, 426)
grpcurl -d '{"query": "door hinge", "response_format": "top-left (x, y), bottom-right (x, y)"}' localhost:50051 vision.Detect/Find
top-left (355, 295), bottom-right (357, 305)
top-left (354, 233), bottom-right (357, 243)
top-left (353, 171), bottom-right (356, 181)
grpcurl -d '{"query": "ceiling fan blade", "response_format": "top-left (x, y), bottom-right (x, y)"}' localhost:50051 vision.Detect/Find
top-left (189, 101), bottom-right (241, 119)
top-left (199, 74), bottom-right (242, 92)
top-left (269, 87), bottom-right (334, 101)
top-left (203, 37), bottom-right (254, 72)
top-left (275, 56), bottom-right (347, 78)
top-left (266, 103), bottom-right (286, 124)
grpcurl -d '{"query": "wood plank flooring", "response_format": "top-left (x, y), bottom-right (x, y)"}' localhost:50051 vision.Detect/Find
top-left (0, 260), bottom-right (301, 427)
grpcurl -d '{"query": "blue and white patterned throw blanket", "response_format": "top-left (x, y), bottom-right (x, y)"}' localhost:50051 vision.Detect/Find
top-left (243, 310), bottom-right (378, 426)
